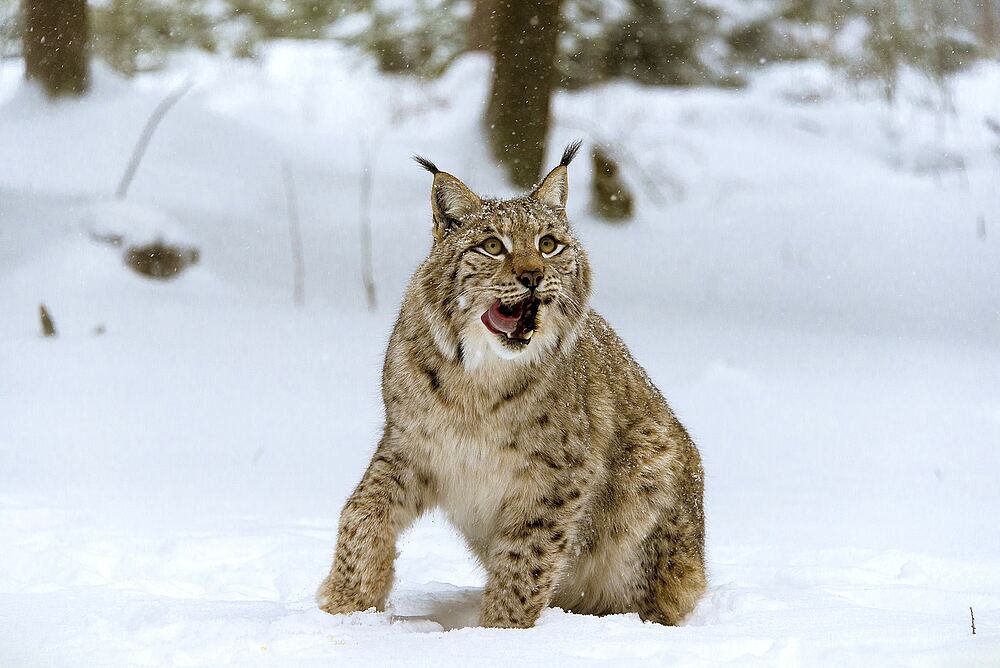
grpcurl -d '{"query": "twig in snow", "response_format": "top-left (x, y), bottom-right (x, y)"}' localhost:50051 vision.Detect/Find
top-left (115, 78), bottom-right (194, 199)
top-left (358, 148), bottom-right (377, 312)
top-left (283, 161), bottom-right (305, 308)
top-left (970, 606), bottom-right (976, 635)
top-left (39, 304), bottom-right (57, 337)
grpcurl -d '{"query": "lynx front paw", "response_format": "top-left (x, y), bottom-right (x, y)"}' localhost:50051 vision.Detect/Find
top-left (480, 616), bottom-right (534, 629)
top-left (315, 576), bottom-right (377, 616)
top-left (479, 604), bottom-right (538, 629)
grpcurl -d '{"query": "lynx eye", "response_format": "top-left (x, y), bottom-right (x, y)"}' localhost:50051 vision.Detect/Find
top-left (538, 234), bottom-right (563, 257)
top-left (479, 237), bottom-right (505, 257)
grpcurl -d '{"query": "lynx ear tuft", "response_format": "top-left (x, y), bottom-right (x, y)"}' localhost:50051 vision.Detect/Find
top-left (559, 140), bottom-right (583, 167)
top-left (412, 155), bottom-right (440, 175)
top-left (533, 141), bottom-right (582, 209)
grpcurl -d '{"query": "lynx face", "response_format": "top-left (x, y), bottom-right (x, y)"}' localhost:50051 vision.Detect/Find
top-left (414, 144), bottom-right (592, 367)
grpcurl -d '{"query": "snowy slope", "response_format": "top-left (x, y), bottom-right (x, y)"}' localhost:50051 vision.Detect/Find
top-left (1, 43), bottom-right (998, 665)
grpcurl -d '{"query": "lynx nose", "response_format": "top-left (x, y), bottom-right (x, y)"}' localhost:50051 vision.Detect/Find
top-left (518, 268), bottom-right (543, 290)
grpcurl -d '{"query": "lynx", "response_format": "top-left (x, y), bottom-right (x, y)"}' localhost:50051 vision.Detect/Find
top-left (317, 143), bottom-right (706, 628)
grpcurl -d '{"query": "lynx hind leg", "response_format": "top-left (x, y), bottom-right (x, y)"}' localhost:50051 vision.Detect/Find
top-left (638, 502), bottom-right (707, 626)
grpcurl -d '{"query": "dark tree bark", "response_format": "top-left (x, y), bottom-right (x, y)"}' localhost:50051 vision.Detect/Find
top-left (21, 0), bottom-right (89, 97)
top-left (980, 1), bottom-right (999, 59)
top-left (590, 145), bottom-right (633, 221)
top-left (485, 0), bottom-right (562, 188)
top-left (466, 0), bottom-right (497, 52)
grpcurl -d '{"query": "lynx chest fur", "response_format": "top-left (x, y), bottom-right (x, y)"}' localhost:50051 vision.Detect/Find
top-left (318, 143), bottom-right (706, 628)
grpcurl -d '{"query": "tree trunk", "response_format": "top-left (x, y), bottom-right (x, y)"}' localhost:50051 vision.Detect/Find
top-left (466, 0), bottom-right (497, 52)
top-left (980, 1), bottom-right (999, 59)
top-left (485, 0), bottom-right (561, 188)
top-left (21, 0), bottom-right (89, 97)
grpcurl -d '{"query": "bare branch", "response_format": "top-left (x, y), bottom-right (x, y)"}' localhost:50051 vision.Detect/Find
top-left (283, 161), bottom-right (305, 308)
top-left (116, 78), bottom-right (194, 200)
top-left (359, 151), bottom-right (377, 312)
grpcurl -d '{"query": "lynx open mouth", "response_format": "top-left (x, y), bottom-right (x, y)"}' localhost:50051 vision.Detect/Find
top-left (481, 295), bottom-right (539, 343)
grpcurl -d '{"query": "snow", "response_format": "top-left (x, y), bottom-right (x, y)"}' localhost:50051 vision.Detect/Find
top-left (1, 42), bottom-right (998, 665)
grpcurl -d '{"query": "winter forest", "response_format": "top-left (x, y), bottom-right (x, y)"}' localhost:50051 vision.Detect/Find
top-left (1, 0), bottom-right (999, 665)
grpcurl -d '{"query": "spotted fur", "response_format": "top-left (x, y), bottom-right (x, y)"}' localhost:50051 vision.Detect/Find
top-left (317, 146), bottom-right (706, 628)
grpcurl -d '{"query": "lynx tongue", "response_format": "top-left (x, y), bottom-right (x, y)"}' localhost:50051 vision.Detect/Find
top-left (482, 299), bottom-right (522, 335)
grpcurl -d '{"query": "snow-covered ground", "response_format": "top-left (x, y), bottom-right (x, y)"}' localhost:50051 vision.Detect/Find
top-left (1, 43), bottom-right (998, 665)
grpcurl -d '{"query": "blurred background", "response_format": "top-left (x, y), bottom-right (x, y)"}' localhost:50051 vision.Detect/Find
top-left (0, 1), bottom-right (999, 665)
top-left (4, 1), bottom-right (1000, 184)
top-left (1, 0), bottom-right (997, 333)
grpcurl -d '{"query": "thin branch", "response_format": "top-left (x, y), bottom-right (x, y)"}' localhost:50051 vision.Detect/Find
top-left (358, 147), bottom-right (377, 312)
top-left (283, 161), bottom-right (305, 308)
top-left (116, 78), bottom-right (194, 199)
top-left (971, 606), bottom-right (977, 635)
